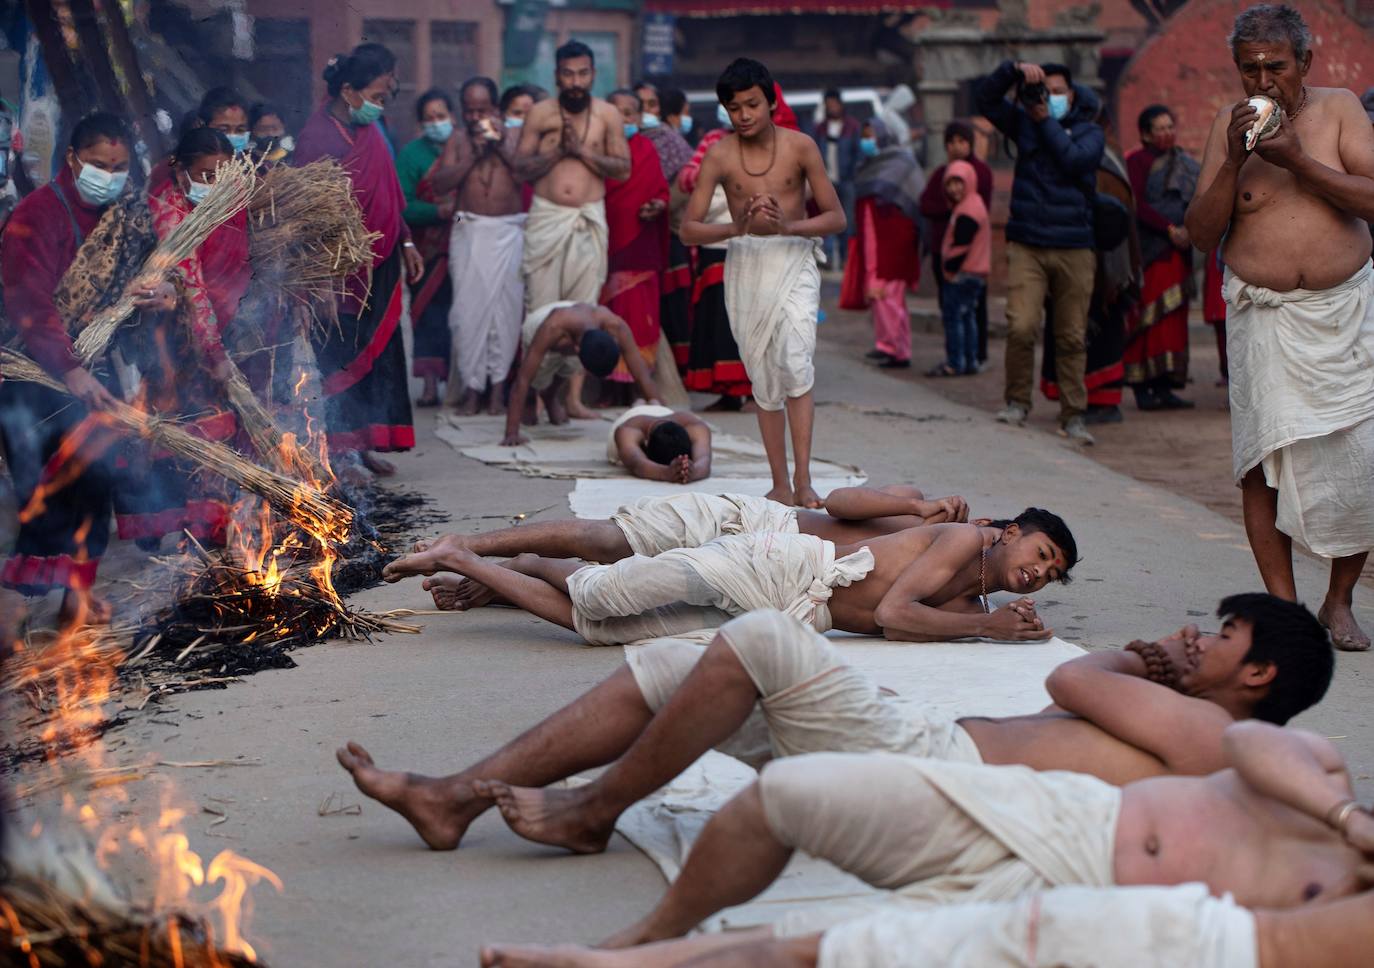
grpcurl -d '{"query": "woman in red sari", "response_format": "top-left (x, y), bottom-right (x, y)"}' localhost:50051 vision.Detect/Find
top-left (120, 127), bottom-right (251, 549)
top-left (601, 89), bottom-right (669, 400)
top-left (293, 43), bottom-right (423, 481)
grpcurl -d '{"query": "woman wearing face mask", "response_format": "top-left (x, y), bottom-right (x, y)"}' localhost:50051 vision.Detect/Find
top-left (249, 102), bottom-right (294, 168)
top-left (199, 87), bottom-right (253, 156)
top-left (293, 42), bottom-right (421, 482)
top-left (838, 118), bottom-right (924, 370)
top-left (118, 127), bottom-right (252, 550)
top-left (0, 112), bottom-right (172, 627)
top-left (397, 88), bottom-right (459, 407)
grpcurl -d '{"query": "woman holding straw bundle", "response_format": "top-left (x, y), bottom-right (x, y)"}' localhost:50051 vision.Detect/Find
top-left (293, 42), bottom-right (423, 483)
top-left (397, 87), bottom-right (458, 408)
top-left (112, 127), bottom-right (254, 551)
top-left (0, 113), bottom-right (173, 626)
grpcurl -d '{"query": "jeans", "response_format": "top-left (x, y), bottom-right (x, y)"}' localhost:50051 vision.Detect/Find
top-left (941, 273), bottom-right (985, 374)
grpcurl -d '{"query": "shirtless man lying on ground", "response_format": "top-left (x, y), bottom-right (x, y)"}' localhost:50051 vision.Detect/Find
top-left (586, 719), bottom-right (1372, 950)
top-left (382, 508), bottom-right (1073, 644)
top-left (336, 594), bottom-right (1331, 855)
top-left (383, 484), bottom-right (970, 609)
top-left (607, 406), bottom-right (712, 484)
top-left (479, 881), bottom-right (1374, 968)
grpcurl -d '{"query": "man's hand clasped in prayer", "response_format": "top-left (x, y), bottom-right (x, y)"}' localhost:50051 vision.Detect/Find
top-left (984, 597), bottom-right (1052, 641)
top-left (914, 496), bottom-right (970, 524)
top-left (733, 192), bottom-right (788, 238)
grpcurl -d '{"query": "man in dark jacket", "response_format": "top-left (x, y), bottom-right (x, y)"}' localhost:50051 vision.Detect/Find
top-left (977, 61), bottom-right (1104, 445)
top-left (810, 88), bottom-right (861, 269)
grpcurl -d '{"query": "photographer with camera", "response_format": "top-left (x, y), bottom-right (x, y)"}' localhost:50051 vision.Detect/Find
top-left (976, 61), bottom-right (1105, 444)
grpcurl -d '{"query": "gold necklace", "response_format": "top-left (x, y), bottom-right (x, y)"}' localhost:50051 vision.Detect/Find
top-left (738, 127), bottom-right (778, 178)
top-left (978, 544), bottom-right (990, 615)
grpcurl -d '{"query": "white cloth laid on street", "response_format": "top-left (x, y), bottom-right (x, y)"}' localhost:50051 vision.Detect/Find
top-left (1224, 260), bottom-right (1374, 557)
top-left (520, 300), bottom-right (579, 392)
top-left (814, 884), bottom-right (1258, 968)
top-left (448, 211), bottom-right (527, 394)
top-left (625, 610), bottom-right (983, 770)
top-left (759, 753), bottom-right (1120, 922)
top-left (609, 492), bottom-right (799, 557)
top-left (565, 531), bottom-right (874, 645)
top-left (724, 234), bottom-right (822, 411)
top-left (521, 195), bottom-right (608, 311)
top-left (606, 403), bottom-right (676, 464)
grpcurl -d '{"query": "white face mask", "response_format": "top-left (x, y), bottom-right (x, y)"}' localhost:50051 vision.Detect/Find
top-left (73, 159), bottom-right (128, 206)
top-left (186, 178), bottom-right (212, 205)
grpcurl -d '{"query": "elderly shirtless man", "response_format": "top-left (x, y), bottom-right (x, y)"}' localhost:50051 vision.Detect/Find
top-left (515, 40), bottom-right (628, 315)
top-left (431, 77), bottom-right (526, 415)
top-left (337, 594), bottom-right (1331, 857)
top-left (1186, 4), bottom-right (1374, 652)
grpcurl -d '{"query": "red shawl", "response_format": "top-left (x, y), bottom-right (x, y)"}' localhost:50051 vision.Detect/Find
top-left (606, 134), bottom-right (670, 271)
top-left (294, 101), bottom-right (408, 313)
top-left (148, 178), bottom-right (251, 370)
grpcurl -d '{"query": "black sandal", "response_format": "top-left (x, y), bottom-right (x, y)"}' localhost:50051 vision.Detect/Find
top-left (924, 363), bottom-right (959, 377)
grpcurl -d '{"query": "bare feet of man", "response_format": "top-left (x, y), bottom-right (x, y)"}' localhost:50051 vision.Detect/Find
top-left (487, 380), bottom-right (508, 416)
top-left (480, 943), bottom-right (623, 967)
top-left (335, 742), bottom-right (484, 850)
top-left (792, 482), bottom-right (822, 509)
top-left (453, 389), bottom-right (482, 416)
top-left (422, 574), bottom-right (498, 611)
top-left (1318, 599), bottom-right (1371, 652)
top-left (382, 548), bottom-right (447, 582)
top-left (471, 780), bottom-right (616, 855)
top-left (765, 484), bottom-right (794, 505)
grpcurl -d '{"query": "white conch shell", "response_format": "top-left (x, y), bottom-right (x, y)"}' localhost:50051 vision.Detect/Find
top-left (1245, 95), bottom-right (1281, 150)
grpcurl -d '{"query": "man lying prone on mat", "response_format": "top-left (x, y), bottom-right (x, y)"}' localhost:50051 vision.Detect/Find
top-left (606, 405), bottom-right (712, 484)
top-left (337, 594), bottom-right (1331, 856)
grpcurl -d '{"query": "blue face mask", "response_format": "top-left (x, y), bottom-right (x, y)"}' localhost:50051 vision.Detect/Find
top-left (680, 115), bottom-right (693, 135)
top-left (641, 112), bottom-right (661, 129)
top-left (186, 179), bottom-right (212, 206)
top-left (716, 104), bottom-right (732, 128)
top-left (623, 123), bottom-right (639, 139)
top-left (423, 120), bottom-right (454, 143)
top-left (1048, 93), bottom-right (1070, 121)
top-left (505, 116), bottom-right (524, 129)
top-left (73, 160), bottom-right (128, 207)
top-left (226, 131), bottom-right (251, 154)
top-left (859, 137), bottom-right (878, 157)
top-left (348, 92), bottom-right (385, 126)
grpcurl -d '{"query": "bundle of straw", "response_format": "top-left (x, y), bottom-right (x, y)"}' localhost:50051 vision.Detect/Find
top-left (222, 365), bottom-right (330, 483)
top-left (247, 160), bottom-right (380, 315)
top-left (0, 351), bottom-right (352, 542)
top-left (73, 156), bottom-right (260, 365)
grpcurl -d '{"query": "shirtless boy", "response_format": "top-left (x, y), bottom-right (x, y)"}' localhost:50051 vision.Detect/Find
top-left (680, 59), bottom-right (846, 509)
top-left (431, 76), bottom-right (527, 415)
top-left (384, 509), bottom-right (1076, 645)
top-left (337, 594), bottom-right (1332, 857)
top-left (1185, 4), bottom-right (1374, 652)
top-left (502, 303), bottom-right (661, 446)
top-left (515, 41), bottom-right (628, 312)
top-left (607, 407), bottom-right (712, 483)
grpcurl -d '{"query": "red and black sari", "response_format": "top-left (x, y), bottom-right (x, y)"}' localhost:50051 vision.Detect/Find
top-left (602, 134), bottom-right (669, 383)
top-left (294, 103), bottom-right (414, 455)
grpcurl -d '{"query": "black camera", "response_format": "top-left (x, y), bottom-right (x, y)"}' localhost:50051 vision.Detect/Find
top-left (1018, 82), bottom-right (1048, 108)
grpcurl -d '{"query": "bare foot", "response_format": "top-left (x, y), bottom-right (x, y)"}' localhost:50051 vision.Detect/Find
top-left (362, 452), bottom-right (397, 477)
top-left (453, 389), bottom-right (481, 416)
top-left (543, 384), bottom-right (570, 425)
top-left (1319, 600), bottom-right (1371, 652)
top-left (764, 484), bottom-right (794, 506)
top-left (423, 575), bottom-right (497, 611)
top-left (480, 943), bottom-right (620, 968)
top-left (472, 780), bottom-right (615, 855)
top-left (59, 589), bottom-right (112, 629)
top-left (487, 395), bottom-right (507, 417)
top-left (566, 401), bottom-right (598, 420)
top-left (335, 741), bottom-right (485, 850)
top-left (382, 548), bottom-right (448, 582)
top-left (792, 483), bottom-right (822, 509)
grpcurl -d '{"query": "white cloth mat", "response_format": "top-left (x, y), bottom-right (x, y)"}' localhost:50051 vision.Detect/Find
top-left (569, 476), bottom-right (866, 520)
top-left (612, 635), bottom-right (1087, 931)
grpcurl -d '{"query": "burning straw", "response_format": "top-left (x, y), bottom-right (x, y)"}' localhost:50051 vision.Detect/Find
top-left (72, 156), bottom-right (260, 365)
top-left (0, 351), bottom-right (352, 542)
top-left (247, 160), bottom-right (380, 317)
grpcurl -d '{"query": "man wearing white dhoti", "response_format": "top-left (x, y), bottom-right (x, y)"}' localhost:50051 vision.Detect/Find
top-left (336, 596), bottom-right (1330, 854)
top-left (681, 58), bottom-right (846, 510)
top-left (513, 42), bottom-right (626, 315)
top-left (598, 720), bottom-right (1374, 948)
top-left (1186, 4), bottom-right (1374, 651)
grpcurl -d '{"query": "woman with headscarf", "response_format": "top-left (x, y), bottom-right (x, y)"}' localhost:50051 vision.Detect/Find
top-left (293, 42), bottom-right (423, 482)
top-left (839, 118), bottom-right (923, 368)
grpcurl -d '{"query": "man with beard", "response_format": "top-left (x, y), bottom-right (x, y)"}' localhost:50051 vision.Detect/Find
top-left (1186, 4), bottom-right (1374, 652)
top-left (514, 41), bottom-right (629, 317)
top-left (432, 77), bottom-right (527, 415)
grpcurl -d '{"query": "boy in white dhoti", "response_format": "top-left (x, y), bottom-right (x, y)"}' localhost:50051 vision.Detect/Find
top-left (606, 405), bottom-right (712, 483)
top-left (596, 720), bottom-right (1374, 948)
top-left (514, 41), bottom-right (626, 314)
top-left (681, 59), bottom-right (846, 509)
top-left (1186, 5), bottom-right (1374, 651)
top-left (336, 596), bottom-right (1331, 854)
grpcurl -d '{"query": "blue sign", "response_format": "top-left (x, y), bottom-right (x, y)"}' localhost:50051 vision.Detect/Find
top-left (642, 13), bottom-right (674, 78)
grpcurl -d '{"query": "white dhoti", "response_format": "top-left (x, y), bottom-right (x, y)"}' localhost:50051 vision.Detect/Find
top-left (724, 234), bottom-right (822, 411)
top-left (812, 884), bottom-right (1258, 968)
top-left (626, 610), bottom-right (983, 770)
top-left (521, 300), bottom-right (580, 392)
top-left (522, 195), bottom-right (608, 312)
top-left (565, 532), bottom-right (874, 645)
top-left (1225, 260), bottom-right (1374, 557)
top-left (449, 212), bottom-right (527, 394)
top-left (606, 403), bottom-right (676, 464)
top-left (609, 492), bottom-right (799, 557)
top-left (759, 753), bottom-right (1119, 912)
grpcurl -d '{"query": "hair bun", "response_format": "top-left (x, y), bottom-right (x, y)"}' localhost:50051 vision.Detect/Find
top-left (323, 54), bottom-right (346, 83)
